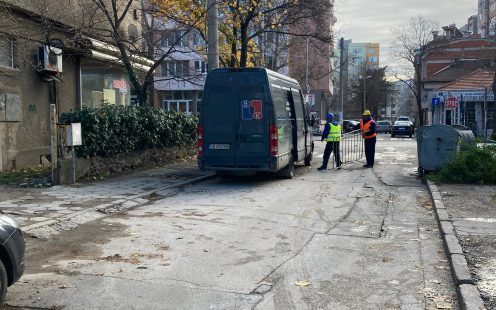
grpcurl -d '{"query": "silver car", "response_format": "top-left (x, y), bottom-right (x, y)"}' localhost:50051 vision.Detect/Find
top-left (377, 120), bottom-right (392, 133)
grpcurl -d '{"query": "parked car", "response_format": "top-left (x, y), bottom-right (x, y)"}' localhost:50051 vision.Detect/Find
top-left (377, 120), bottom-right (392, 133)
top-left (391, 120), bottom-right (414, 137)
top-left (0, 214), bottom-right (25, 303)
top-left (395, 116), bottom-right (413, 126)
top-left (342, 120), bottom-right (359, 133)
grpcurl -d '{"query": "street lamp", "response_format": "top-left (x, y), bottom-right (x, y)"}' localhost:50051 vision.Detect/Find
top-left (363, 75), bottom-right (373, 112)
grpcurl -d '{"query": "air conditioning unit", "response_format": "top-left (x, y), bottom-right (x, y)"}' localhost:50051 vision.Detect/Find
top-left (37, 45), bottom-right (63, 73)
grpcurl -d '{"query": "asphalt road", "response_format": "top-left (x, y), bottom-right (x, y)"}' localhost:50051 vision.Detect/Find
top-left (5, 134), bottom-right (460, 310)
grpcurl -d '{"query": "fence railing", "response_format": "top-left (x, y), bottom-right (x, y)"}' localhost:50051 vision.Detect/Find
top-left (331, 130), bottom-right (364, 168)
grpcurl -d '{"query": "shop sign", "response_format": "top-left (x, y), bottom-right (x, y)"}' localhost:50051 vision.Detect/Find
top-left (113, 80), bottom-right (128, 94)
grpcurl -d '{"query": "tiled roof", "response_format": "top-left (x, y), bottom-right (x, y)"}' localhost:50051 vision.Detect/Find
top-left (437, 68), bottom-right (495, 91)
top-left (424, 59), bottom-right (492, 82)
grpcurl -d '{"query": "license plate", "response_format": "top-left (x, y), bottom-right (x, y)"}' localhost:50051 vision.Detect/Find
top-left (209, 144), bottom-right (230, 150)
top-left (398, 127), bottom-right (405, 130)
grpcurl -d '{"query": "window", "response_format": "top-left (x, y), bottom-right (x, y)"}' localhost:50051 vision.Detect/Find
top-left (161, 31), bottom-right (186, 47)
top-left (80, 59), bottom-right (131, 108)
top-left (0, 36), bottom-right (14, 68)
top-left (368, 48), bottom-right (375, 54)
top-left (194, 60), bottom-right (207, 74)
top-left (161, 61), bottom-right (190, 77)
top-left (193, 32), bottom-right (205, 47)
top-left (352, 48), bottom-right (362, 54)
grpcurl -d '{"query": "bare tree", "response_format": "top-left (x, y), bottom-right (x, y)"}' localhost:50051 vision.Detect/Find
top-left (390, 15), bottom-right (439, 126)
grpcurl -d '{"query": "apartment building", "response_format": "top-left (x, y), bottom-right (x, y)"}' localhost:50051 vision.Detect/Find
top-left (152, 21), bottom-right (207, 115)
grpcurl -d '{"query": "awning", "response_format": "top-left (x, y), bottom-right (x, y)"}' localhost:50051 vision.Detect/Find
top-left (84, 37), bottom-right (154, 72)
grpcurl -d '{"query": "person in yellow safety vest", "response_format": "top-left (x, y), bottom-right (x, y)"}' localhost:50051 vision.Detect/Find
top-left (318, 113), bottom-right (342, 170)
top-left (353, 110), bottom-right (377, 168)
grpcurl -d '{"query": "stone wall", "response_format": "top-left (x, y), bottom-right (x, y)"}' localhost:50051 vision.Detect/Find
top-left (57, 146), bottom-right (196, 184)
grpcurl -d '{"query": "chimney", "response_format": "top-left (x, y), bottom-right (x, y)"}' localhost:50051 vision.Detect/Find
top-left (432, 31), bottom-right (439, 40)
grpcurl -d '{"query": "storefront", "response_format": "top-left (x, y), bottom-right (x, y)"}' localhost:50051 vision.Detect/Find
top-left (431, 90), bottom-right (494, 136)
top-left (80, 58), bottom-right (131, 108)
top-left (431, 69), bottom-right (495, 137)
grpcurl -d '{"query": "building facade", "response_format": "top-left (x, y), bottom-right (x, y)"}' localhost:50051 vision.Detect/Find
top-left (288, 0), bottom-right (336, 124)
top-left (428, 68), bottom-right (494, 136)
top-left (0, 0), bottom-right (150, 171)
top-left (152, 20), bottom-right (207, 115)
top-left (420, 24), bottom-right (496, 127)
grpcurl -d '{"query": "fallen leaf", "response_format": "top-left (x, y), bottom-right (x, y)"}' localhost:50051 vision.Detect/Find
top-left (436, 301), bottom-right (452, 309)
top-left (294, 280), bottom-right (311, 287)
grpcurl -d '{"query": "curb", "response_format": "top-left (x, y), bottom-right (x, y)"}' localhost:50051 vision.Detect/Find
top-left (24, 172), bottom-right (216, 238)
top-left (426, 181), bottom-right (486, 310)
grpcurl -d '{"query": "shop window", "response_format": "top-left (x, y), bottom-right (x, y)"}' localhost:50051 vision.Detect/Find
top-left (80, 60), bottom-right (131, 108)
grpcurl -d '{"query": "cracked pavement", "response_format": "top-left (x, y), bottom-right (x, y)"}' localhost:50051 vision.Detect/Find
top-left (3, 136), bottom-right (459, 309)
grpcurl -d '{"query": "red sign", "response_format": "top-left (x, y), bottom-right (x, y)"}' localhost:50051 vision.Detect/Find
top-left (113, 80), bottom-right (128, 94)
top-left (445, 97), bottom-right (458, 109)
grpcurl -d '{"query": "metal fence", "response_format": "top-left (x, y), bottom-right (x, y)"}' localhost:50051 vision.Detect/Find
top-left (330, 130), bottom-right (364, 168)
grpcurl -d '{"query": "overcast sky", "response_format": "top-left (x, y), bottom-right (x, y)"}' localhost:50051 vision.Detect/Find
top-left (333, 0), bottom-right (479, 70)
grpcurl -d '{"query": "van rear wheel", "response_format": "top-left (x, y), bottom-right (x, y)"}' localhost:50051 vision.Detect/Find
top-left (279, 155), bottom-right (295, 179)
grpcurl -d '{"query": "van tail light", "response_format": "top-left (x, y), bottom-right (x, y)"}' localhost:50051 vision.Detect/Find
top-left (270, 125), bottom-right (278, 157)
top-left (197, 126), bottom-right (203, 156)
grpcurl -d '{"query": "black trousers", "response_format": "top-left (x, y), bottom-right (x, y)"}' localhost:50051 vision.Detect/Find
top-left (322, 141), bottom-right (341, 168)
top-left (364, 137), bottom-right (376, 166)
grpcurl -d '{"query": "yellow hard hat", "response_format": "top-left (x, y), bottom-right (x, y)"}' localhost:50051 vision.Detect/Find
top-left (363, 110), bottom-right (371, 116)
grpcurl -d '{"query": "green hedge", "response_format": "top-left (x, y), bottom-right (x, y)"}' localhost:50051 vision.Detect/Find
top-left (60, 105), bottom-right (198, 158)
top-left (439, 144), bottom-right (496, 184)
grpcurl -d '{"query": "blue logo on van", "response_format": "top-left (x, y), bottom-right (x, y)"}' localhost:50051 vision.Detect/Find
top-left (241, 100), bottom-right (263, 121)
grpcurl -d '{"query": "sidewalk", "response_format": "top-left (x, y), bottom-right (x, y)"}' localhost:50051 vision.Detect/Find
top-left (433, 183), bottom-right (496, 310)
top-left (0, 160), bottom-right (214, 239)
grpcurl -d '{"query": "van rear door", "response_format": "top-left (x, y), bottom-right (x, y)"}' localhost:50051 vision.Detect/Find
top-left (203, 71), bottom-right (270, 169)
top-left (236, 72), bottom-right (270, 168)
top-left (203, 72), bottom-right (237, 167)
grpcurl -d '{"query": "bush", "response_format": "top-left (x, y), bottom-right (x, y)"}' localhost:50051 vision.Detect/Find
top-left (60, 105), bottom-right (198, 158)
top-left (438, 144), bottom-right (496, 184)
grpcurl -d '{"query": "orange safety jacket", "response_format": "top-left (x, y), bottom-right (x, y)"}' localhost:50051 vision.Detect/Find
top-left (360, 119), bottom-right (377, 139)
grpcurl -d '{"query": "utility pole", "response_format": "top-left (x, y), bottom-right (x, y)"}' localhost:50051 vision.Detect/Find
top-left (339, 37), bottom-right (344, 123)
top-left (207, 0), bottom-right (219, 70)
top-left (363, 77), bottom-right (367, 112)
top-left (305, 37), bottom-right (309, 94)
top-left (484, 86), bottom-right (488, 141)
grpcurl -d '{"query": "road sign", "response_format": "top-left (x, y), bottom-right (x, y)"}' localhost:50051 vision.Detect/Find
top-left (445, 97), bottom-right (458, 109)
top-left (305, 94), bottom-right (315, 107)
top-left (431, 97), bottom-right (441, 106)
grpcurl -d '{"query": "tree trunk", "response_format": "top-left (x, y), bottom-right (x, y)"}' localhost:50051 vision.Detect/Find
top-left (230, 26), bottom-right (238, 67)
top-left (239, 23), bottom-right (249, 68)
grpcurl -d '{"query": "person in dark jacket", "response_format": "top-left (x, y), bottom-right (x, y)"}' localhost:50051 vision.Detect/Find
top-left (353, 110), bottom-right (377, 168)
top-left (318, 113), bottom-right (342, 170)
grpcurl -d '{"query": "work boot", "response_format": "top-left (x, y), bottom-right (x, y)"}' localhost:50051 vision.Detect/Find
top-left (317, 166), bottom-right (327, 171)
